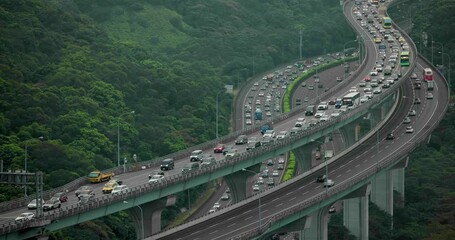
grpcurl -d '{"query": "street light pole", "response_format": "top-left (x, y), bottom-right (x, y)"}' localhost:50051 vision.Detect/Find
top-left (216, 92), bottom-right (221, 139)
top-left (123, 201), bottom-right (144, 239)
top-left (24, 136), bottom-right (44, 197)
top-left (433, 41), bottom-right (444, 66)
top-left (242, 168), bottom-right (261, 229)
top-left (117, 111), bottom-right (135, 167)
top-left (441, 52), bottom-right (451, 93)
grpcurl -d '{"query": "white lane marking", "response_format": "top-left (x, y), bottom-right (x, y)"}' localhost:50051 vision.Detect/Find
top-left (227, 223), bottom-right (236, 228)
top-left (245, 216), bottom-right (253, 221)
top-left (276, 203), bottom-right (283, 207)
top-left (209, 230), bottom-right (218, 235)
top-left (289, 197), bottom-right (296, 201)
top-left (355, 164), bottom-right (360, 168)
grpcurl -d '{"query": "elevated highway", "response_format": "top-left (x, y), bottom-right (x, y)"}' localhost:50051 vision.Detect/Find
top-left (0, 0), bottom-right (449, 239)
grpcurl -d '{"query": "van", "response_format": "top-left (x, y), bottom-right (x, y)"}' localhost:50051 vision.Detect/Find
top-left (182, 162), bottom-right (199, 174)
top-left (190, 150), bottom-right (203, 162)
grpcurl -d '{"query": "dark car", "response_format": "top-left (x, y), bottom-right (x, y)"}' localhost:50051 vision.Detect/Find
top-left (52, 192), bottom-right (68, 203)
top-left (75, 186), bottom-right (94, 197)
top-left (160, 158), bottom-right (174, 171)
top-left (235, 135), bottom-right (248, 145)
top-left (386, 133), bottom-right (395, 140)
top-left (316, 175), bottom-right (327, 183)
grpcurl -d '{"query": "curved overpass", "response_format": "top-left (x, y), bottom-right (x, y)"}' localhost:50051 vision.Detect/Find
top-left (0, 0), bottom-right (449, 239)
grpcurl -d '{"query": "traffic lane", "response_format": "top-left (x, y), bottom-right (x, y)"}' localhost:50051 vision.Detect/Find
top-left (161, 73), bottom-right (427, 239)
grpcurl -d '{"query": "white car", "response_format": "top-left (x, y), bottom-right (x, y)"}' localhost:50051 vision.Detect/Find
top-left (405, 126), bottom-right (414, 133)
top-left (370, 70), bottom-right (378, 76)
top-left (317, 102), bottom-right (328, 110)
top-left (149, 175), bottom-right (165, 184)
top-left (257, 177), bottom-right (264, 185)
top-left (15, 212), bottom-right (34, 223)
top-left (111, 185), bottom-right (129, 195)
top-left (426, 93), bottom-right (434, 99)
top-left (253, 184), bottom-right (260, 191)
top-left (409, 109), bottom-right (417, 116)
top-left (349, 86), bottom-right (358, 92)
top-left (245, 119), bottom-right (252, 125)
top-left (213, 202), bottom-right (221, 209)
top-left (324, 179), bottom-right (335, 187)
top-left (263, 130), bottom-right (276, 138)
top-left (360, 97), bottom-right (368, 103)
top-left (373, 88), bottom-right (382, 94)
top-left (276, 131), bottom-right (288, 139)
top-left (27, 199), bottom-right (44, 210)
top-left (272, 170), bottom-right (279, 177)
top-left (314, 111), bottom-right (326, 118)
top-left (278, 157), bottom-right (285, 164)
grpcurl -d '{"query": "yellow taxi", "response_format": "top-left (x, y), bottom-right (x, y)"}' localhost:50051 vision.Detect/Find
top-left (374, 37), bottom-right (382, 43)
top-left (398, 37), bottom-right (405, 43)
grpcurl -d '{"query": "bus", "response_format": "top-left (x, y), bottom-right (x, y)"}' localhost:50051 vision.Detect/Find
top-left (423, 68), bottom-right (433, 81)
top-left (382, 17), bottom-right (392, 29)
top-left (342, 92), bottom-right (360, 106)
top-left (400, 51), bottom-right (410, 67)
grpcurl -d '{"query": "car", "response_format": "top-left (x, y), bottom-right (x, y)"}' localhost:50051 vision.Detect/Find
top-left (253, 184), bottom-right (260, 191)
top-left (277, 164), bottom-right (284, 170)
top-left (349, 86), bottom-right (358, 92)
top-left (257, 177), bottom-right (264, 185)
top-left (78, 193), bottom-right (95, 205)
top-left (267, 178), bottom-right (275, 186)
top-left (360, 97), bottom-right (368, 103)
top-left (276, 131), bottom-right (289, 140)
top-left (267, 159), bottom-right (274, 166)
top-left (263, 130), bottom-right (276, 138)
top-left (190, 150), bottom-right (204, 162)
top-left (272, 170), bottom-right (279, 177)
top-left (386, 133), bottom-right (395, 140)
top-left (382, 83), bottom-right (390, 89)
top-left (160, 158), bottom-right (175, 171)
top-left (27, 199), bottom-right (44, 210)
top-left (414, 98), bottom-right (421, 104)
top-left (208, 208), bottom-right (217, 214)
top-left (213, 202), bottom-right (221, 209)
top-left (426, 93), bottom-right (434, 99)
top-left (406, 126), bottom-right (414, 133)
top-left (111, 185), bottom-right (129, 195)
top-left (316, 175), bottom-right (327, 183)
top-left (225, 148), bottom-right (238, 157)
top-left (409, 109), bottom-right (417, 116)
top-left (221, 193), bottom-right (230, 201)
top-left (43, 199), bottom-right (61, 211)
top-left (261, 137), bottom-right (274, 146)
top-left (314, 111), bottom-right (326, 118)
top-left (304, 97), bottom-right (309, 102)
top-left (329, 205), bottom-right (336, 214)
top-left (261, 170), bottom-right (269, 178)
top-left (373, 88), bottom-right (382, 94)
top-left (410, 73), bottom-right (418, 79)
top-left (15, 212), bottom-right (34, 223)
top-left (370, 70), bottom-right (378, 76)
top-left (317, 102), bottom-right (328, 110)
top-left (213, 144), bottom-right (225, 153)
top-left (336, 76), bottom-right (342, 82)
top-left (403, 117), bottom-right (411, 124)
top-left (324, 179), bottom-right (335, 187)
top-left (52, 192), bottom-right (68, 203)
top-left (308, 84), bottom-right (314, 90)
top-left (245, 119), bottom-right (252, 125)
top-left (415, 83), bottom-right (422, 89)
top-left (278, 157), bottom-right (285, 164)
top-left (75, 186), bottom-right (93, 197)
top-left (148, 174), bottom-right (165, 184)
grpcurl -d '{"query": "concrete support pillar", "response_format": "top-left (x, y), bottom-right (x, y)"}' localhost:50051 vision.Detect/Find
top-left (343, 184), bottom-right (371, 240)
top-left (224, 164), bottom-right (260, 203)
top-left (371, 170), bottom-right (393, 215)
top-left (339, 122), bottom-right (358, 148)
top-left (128, 195), bottom-right (176, 239)
top-left (300, 207), bottom-right (330, 240)
top-left (392, 157), bottom-right (408, 208)
top-left (293, 142), bottom-right (319, 173)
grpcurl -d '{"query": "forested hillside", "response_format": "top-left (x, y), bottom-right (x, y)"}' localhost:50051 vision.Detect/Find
top-left (0, 0), bottom-right (353, 238)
